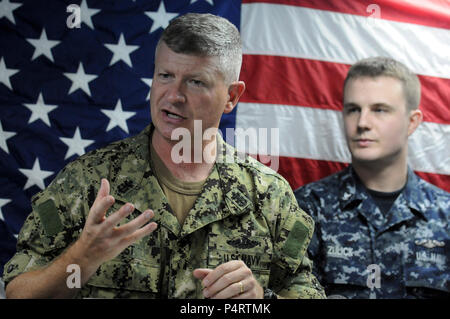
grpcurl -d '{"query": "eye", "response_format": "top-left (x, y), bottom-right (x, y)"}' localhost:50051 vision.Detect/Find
top-left (189, 79), bottom-right (205, 87)
top-left (158, 73), bottom-right (172, 80)
top-left (345, 107), bottom-right (359, 114)
top-left (374, 107), bottom-right (388, 113)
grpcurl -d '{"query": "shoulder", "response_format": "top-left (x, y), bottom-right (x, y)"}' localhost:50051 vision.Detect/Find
top-left (32, 128), bottom-right (149, 203)
top-left (411, 175), bottom-right (450, 219)
top-left (294, 169), bottom-right (346, 203)
top-left (217, 141), bottom-right (292, 192)
top-left (293, 168), bottom-right (351, 222)
top-left (60, 127), bottom-right (148, 178)
top-left (75, 130), bottom-right (147, 168)
top-left (416, 176), bottom-right (450, 200)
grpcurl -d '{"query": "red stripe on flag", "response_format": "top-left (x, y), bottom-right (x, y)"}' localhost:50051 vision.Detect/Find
top-left (242, 0), bottom-right (450, 30)
top-left (240, 54), bottom-right (450, 124)
top-left (240, 54), bottom-right (347, 111)
top-left (415, 171), bottom-right (450, 193)
top-left (275, 156), bottom-right (348, 190)
top-left (255, 155), bottom-right (450, 193)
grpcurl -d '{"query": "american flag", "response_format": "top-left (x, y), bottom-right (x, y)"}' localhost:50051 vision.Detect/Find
top-left (0, 0), bottom-right (449, 279)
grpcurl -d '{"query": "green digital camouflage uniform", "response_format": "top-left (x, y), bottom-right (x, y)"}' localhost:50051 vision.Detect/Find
top-left (3, 124), bottom-right (325, 299)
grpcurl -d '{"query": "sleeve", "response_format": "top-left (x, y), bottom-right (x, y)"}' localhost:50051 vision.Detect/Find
top-left (2, 161), bottom-right (90, 286)
top-left (266, 179), bottom-right (326, 299)
top-left (294, 185), bottom-right (325, 289)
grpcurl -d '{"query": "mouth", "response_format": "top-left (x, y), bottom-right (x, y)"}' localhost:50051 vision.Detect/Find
top-left (354, 138), bottom-right (373, 142)
top-left (162, 109), bottom-right (186, 120)
top-left (353, 138), bottom-right (375, 147)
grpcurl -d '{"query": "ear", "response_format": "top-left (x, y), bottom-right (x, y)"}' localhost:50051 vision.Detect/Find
top-left (407, 108), bottom-right (423, 136)
top-left (224, 81), bottom-right (246, 114)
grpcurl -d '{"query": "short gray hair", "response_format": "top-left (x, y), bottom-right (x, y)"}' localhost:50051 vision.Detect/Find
top-left (157, 13), bottom-right (242, 84)
top-left (344, 57), bottom-right (421, 111)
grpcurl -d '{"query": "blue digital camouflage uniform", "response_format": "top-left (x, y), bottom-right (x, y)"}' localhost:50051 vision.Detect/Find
top-left (294, 165), bottom-right (449, 299)
top-left (3, 124), bottom-right (325, 299)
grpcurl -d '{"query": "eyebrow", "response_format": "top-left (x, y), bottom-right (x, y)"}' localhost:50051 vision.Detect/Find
top-left (343, 102), bottom-right (359, 109)
top-left (370, 102), bottom-right (393, 109)
top-left (156, 66), bottom-right (213, 81)
top-left (343, 102), bottom-right (394, 109)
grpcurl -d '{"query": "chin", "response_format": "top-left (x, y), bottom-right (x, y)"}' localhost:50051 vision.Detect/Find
top-left (154, 123), bottom-right (176, 141)
top-left (350, 151), bottom-right (382, 164)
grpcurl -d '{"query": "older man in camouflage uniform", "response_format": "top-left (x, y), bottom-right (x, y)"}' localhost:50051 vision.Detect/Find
top-left (3, 13), bottom-right (325, 299)
top-left (295, 57), bottom-right (449, 299)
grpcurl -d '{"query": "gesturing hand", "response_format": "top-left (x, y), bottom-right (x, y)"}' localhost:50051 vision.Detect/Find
top-left (77, 178), bottom-right (157, 267)
top-left (193, 260), bottom-right (264, 299)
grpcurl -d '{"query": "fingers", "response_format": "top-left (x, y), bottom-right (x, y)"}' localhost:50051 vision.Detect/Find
top-left (123, 218), bottom-right (158, 243)
top-left (216, 279), bottom-right (254, 299)
top-left (114, 209), bottom-right (155, 237)
top-left (201, 260), bottom-right (242, 288)
top-left (202, 267), bottom-right (241, 298)
top-left (197, 260), bottom-right (261, 299)
top-left (100, 203), bottom-right (135, 230)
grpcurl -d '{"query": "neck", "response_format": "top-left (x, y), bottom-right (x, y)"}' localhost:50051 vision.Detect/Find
top-left (151, 130), bottom-right (217, 182)
top-left (352, 157), bottom-right (408, 192)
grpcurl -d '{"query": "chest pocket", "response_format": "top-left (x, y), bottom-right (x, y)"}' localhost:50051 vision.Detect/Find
top-left (207, 233), bottom-right (273, 287)
top-left (321, 243), bottom-right (371, 297)
top-left (84, 259), bottom-right (159, 297)
top-left (82, 243), bottom-right (161, 298)
top-left (404, 239), bottom-right (449, 298)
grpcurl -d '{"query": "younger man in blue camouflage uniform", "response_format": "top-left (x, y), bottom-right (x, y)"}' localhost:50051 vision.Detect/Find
top-left (3, 13), bottom-right (324, 299)
top-left (295, 57), bottom-right (449, 298)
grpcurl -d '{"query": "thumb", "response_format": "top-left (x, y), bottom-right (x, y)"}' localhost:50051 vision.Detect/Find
top-left (193, 268), bottom-right (212, 281)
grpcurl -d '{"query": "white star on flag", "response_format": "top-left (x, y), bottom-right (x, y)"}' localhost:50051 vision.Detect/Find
top-left (101, 99), bottom-right (136, 134)
top-left (0, 121), bottom-right (16, 153)
top-left (23, 92), bottom-right (58, 127)
top-left (64, 63), bottom-right (97, 97)
top-left (145, 1), bottom-right (178, 33)
top-left (0, 198), bottom-right (11, 222)
top-left (0, 0), bottom-right (22, 25)
top-left (0, 56), bottom-right (19, 90)
top-left (19, 158), bottom-right (53, 190)
top-left (190, 0), bottom-right (214, 6)
top-left (60, 127), bottom-right (95, 160)
top-left (104, 33), bottom-right (139, 68)
top-left (79, 0), bottom-right (100, 29)
top-left (141, 77), bottom-right (152, 101)
top-left (27, 29), bottom-right (61, 62)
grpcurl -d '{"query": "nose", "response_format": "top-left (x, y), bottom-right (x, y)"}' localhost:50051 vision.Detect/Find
top-left (357, 108), bottom-right (371, 132)
top-left (166, 81), bottom-right (186, 104)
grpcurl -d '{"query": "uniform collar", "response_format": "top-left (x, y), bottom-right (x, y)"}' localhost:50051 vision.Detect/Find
top-left (337, 165), bottom-right (429, 226)
top-left (399, 167), bottom-right (429, 221)
top-left (110, 124), bottom-right (254, 238)
top-left (179, 133), bottom-right (254, 237)
top-left (338, 165), bottom-right (366, 210)
top-left (109, 123), bottom-right (153, 201)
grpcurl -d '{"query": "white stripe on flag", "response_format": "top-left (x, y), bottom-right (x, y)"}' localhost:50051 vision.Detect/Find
top-left (241, 3), bottom-right (450, 79)
top-left (236, 102), bottom-right (450, 175)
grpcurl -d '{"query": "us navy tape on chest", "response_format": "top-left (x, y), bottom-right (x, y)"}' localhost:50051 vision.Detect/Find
top-left (222, 253), bottom-right (262, 267)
